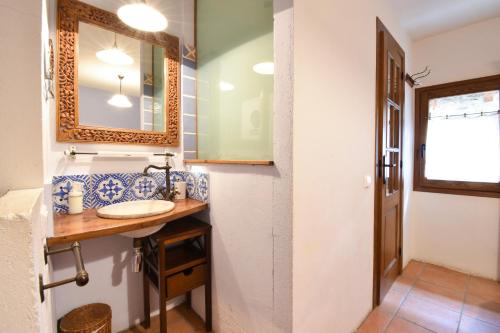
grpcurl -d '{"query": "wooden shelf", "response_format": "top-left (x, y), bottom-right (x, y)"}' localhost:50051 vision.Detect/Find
top-left (142, 216), bottom-right (212, 331)
top-left (143, 218), bottom-right (211, 276)
top-left (165, 244), bottom-right (206, 276)
top-left (145, 244), bottom-right (206, 277)
top-left (184, 159), bottom-right (274, 166)
top-left (151, 217), bottom-right (211, 245)
top-left (48, 199), bottom-right (208, 246)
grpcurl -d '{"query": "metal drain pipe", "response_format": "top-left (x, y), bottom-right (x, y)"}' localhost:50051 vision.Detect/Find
top-left (132, 238), bottom-right (143, 273)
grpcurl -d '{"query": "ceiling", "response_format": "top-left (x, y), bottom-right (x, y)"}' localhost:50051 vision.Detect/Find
top-left (391, 0), bottom-right (500, 40)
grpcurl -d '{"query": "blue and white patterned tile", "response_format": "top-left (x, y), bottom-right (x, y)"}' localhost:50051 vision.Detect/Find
top-left (52, 170), bottom-right (209, 213)
top-left (151, 171), bottom-right (166, 188)
top-left (129, 173), bottom-right (159, 200)
top-left (196, 173), bottom-right (209, 202)
top-left (52, 175), bottom-right (91, 213)
top-left (185, 173), bottom-right (197, 199)
top-left (91, 173), bottom-right (130, 207)
top-left (170, 171), bottom-right (185, 185)
top-left (150, 170), bottom-right (185, 188)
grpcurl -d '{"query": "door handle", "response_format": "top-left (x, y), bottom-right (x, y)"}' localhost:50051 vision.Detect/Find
top-left (420, 143), bottom-right (426, 159)
top-left (380, 156), bottom-right (397, 185)
top-left (381, 156), bottom-right (387, 184)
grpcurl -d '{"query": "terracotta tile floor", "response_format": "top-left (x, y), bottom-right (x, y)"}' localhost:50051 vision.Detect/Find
top-left (357, 261), bottom-right (500, 333)
top-left (120, 303), bottom-right (207, 333)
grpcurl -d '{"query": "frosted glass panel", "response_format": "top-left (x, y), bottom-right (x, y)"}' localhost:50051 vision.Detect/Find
top-left (196, 0), bottom-right (273, 160)
top-left (425, 90), bottom-right (500, 183)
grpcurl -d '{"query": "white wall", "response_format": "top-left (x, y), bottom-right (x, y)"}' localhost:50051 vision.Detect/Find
top-left (411, 16), bottom-right (500, 280)
top-left (0, 0), bottom-right (44, 195)
top-left (0, 0), bottom-right (55, 332)
top-left (47, 0), bottom-right (293, 332)
top-left (293, 0), bottom-right (413, 332)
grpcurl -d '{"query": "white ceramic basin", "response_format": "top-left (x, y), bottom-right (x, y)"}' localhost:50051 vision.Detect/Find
top-left (119, 224), bottom-right (166, 238)
top-left (96, 200), bottom-right (175, 238)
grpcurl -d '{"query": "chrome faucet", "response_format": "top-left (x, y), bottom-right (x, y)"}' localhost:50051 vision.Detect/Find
top-left (143, 153), bottom-right (177, 201)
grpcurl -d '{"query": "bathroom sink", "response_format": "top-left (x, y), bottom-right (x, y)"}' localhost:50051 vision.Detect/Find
top-left (97, 200), bottom-right (175, 219)
top-left (96, 200), bottom-right (175, 238)
top-left (119, 224), bottom-right (167, 238)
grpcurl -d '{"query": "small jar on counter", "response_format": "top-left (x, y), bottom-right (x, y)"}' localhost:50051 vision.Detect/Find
top-left (68, 183), bottom-right (83, 214)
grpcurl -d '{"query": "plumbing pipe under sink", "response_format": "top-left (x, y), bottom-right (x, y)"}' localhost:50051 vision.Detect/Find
top-left (132, 238), bottom-right (143, 273)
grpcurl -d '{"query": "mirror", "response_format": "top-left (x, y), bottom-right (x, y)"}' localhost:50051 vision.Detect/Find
top-left (56, 0), bottom-right (180, 146)
top-left (78, 22), bottom-right (166, 132)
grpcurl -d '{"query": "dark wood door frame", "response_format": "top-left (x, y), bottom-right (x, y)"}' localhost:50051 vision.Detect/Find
top-left (373, 17), bottom-right (405, 307)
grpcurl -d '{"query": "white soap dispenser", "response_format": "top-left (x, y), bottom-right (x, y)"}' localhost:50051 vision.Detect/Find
top-left (68, 182), bottom-right (84, 214)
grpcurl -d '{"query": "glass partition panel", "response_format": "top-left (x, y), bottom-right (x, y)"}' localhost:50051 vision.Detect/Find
top-left (196, 0), bottom-right (274, 160)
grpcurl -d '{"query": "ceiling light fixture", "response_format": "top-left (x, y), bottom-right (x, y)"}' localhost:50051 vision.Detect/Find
top-left (117, 1), bottom-right (168, 32)
top-left (96, 33), bottom-right (134, 66)
top-left (252, 62), bottom-right (274, 75)
top-left (108, 75), bottom-right (132, 108)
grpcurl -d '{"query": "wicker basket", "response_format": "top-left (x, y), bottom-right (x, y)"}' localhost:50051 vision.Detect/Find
top-left (60, 303), bottom-right (111, 333)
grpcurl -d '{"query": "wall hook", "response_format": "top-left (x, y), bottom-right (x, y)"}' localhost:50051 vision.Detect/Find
top-left (405, 66), bottom-right (431, 87)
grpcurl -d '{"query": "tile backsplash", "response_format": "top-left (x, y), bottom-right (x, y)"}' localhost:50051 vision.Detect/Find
top-left (52, 171), bottom-right (208, 213)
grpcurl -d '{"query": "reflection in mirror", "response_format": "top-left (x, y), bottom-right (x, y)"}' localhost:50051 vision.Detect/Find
top-left (78, 22), bottom-right (166, 132)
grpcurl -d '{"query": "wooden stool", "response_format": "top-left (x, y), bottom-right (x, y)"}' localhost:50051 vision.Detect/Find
top-left (60, 303), bottom-right (111, 333)
top-left (142, 217), bottom-right (212, 332)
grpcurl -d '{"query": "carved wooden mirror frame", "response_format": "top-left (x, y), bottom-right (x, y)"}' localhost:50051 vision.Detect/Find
top-left (56, 0), bottom-right (180, 146)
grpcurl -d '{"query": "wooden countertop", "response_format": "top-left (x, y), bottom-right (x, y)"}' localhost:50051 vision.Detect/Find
top-left (47, 199), bottom-right (208, 246)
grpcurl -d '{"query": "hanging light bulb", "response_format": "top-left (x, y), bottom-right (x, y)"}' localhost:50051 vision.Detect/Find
top-left (96, 33), bottom-right (134, 66)
top-left (252, 62), bottom-right (274, 75)
top-left (117, 1), bottom-right (168, 32)
top-left (108, 75), bottom-right (132, 108)
top-left (219, 81), bottom-right (235, 92)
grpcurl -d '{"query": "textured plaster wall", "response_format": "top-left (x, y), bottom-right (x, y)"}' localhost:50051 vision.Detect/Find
top-left (0, 189), bottom-right (55, 333)
top-left (0, 190), bottom-right (40, 332)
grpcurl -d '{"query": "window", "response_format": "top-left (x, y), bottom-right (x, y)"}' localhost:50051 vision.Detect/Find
top-left (414, 75), bottom-right (500, 198)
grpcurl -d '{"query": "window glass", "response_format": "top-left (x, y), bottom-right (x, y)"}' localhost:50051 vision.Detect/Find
top-left (425, 90), bottom-right (500, 183)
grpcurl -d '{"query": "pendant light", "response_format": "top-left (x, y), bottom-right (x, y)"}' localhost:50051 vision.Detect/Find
top-left (108, 75), bottom-right (132, 108)
top-left (117, 1), bottom-right (168, 32)
top-left (219, 81), bottom-right (235, 92)
top-left (96, 33), bottom-right (134, 66)
top-left (252, 62), bottom-right (274, 75)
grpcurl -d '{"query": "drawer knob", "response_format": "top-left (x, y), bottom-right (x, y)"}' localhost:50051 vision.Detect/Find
top-left (183, 268), bottom-right (194, 276)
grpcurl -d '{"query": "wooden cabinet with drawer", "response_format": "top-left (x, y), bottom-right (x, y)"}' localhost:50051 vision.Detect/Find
top-left (167, 264), bottom-right (207, 299)
top-left (142, 217), bottom-right (212, 332)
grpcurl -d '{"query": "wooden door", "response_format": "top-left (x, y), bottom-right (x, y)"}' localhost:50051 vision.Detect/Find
top-left (374, 18), bottom-right (405, 306)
